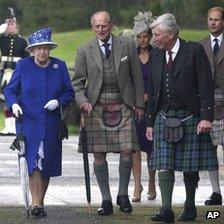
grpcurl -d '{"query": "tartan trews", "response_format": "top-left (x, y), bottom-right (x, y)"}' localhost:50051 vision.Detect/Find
top-left (149, 109), bottom-right (219, 172)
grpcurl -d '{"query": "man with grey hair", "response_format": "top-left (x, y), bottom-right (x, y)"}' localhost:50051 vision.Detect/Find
top-left (73, 11), bottom-right (144, 215)
top-left (146, 13), bottom-right (218, 223)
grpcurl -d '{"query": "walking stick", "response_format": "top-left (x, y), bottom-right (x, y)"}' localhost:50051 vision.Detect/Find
top-left (80, 115), bottom-right (91, 215)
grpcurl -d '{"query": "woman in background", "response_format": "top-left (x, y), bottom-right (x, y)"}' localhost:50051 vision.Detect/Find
top-left (132, 11), bottom-right (157, 202)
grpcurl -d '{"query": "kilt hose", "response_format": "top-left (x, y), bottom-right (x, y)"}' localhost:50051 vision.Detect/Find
top-left (148, 109), bottom-right (219, 172)
top-left (211, 88), bottom-right (224, 145)
top-left (78, 92), bottom-right (139, 153)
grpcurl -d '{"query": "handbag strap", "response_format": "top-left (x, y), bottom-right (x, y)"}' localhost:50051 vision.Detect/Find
top-left (60, 104), bottom-right (64, 119)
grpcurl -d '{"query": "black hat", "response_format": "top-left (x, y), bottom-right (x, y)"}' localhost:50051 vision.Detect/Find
top-left (6, 7), bottom-right (16, 22)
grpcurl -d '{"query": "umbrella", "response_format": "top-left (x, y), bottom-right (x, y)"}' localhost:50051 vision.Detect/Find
top-left (10, 114), bottom-right (30, 218)
top-left (80, 115), bottom-right (91, 214)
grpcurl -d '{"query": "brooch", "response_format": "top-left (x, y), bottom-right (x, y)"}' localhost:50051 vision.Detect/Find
top-left (53, 64), bottom-right (58, 69)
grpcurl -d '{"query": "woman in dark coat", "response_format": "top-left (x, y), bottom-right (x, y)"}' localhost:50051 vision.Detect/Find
top-left (4, 27), bottom-right (74, 218)
top-left (131, 11), bottom-right (157, 202)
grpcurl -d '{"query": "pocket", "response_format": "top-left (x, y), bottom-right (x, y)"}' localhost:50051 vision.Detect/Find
top-left (102, 103), bottom-right (122, 127)
top-left (163, 117), bottom-right (183, 143)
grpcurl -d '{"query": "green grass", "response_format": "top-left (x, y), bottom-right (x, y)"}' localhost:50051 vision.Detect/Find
top-left (0, 111), bottom-right (4, 130)
top-left (0, 29), bottom-right (210, 133)
top-left (0, 206), bottom-right (223, 224)
top-left (51, 29), bottom-right (209, 68)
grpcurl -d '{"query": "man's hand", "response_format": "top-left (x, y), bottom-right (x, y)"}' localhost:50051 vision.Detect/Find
top-left (197, 120), bottom-right (212, 135)
top-left (146, 127), bottom-right (153, 141)
top-left (134, 107), bottom-right (144, 122)
top-left (80, 102), bottom-right (92, 116)
top-left (12, 103), bottom-right (22, 118)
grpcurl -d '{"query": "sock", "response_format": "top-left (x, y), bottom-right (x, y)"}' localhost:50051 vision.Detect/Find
top-left (183, 171), bottom-right (199, 208)
top-left (158, 170), bottom-right (174, 209)
top-left (118, 155), bottom-right (133, 196)
top-left (94, 161), bottom-right (112, 201)
top-left (208, 170), bottom-right (221, 194)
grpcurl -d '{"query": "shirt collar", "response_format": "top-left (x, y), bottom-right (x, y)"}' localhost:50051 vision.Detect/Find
top-left (98, 35), bottom-right (112, 47)
top-left (169, 38), bottom-right (180, 55)
top-left (210, 33), bottom-right (223, 44)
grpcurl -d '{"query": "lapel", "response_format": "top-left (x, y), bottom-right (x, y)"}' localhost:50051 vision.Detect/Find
top-left (218, 33), bottom-right (224, 64)
top-left (173, 39), bottom-right (190, 79)
top-left (112, 35), bottom-right (123, 75)
top-left (153, 50), bottom-right (164, 91)
top-left (202, 36), bottom-right (214, 67)
top-left (89, 37), bottom-right (103, 71)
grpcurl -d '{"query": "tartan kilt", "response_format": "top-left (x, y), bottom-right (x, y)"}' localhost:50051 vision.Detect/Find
top-left (148, 109), bottom-right (219, 171)
top-left (211, 88), bottom-right (224, 145)
top-left (78, 92), bottom-right (139, 153)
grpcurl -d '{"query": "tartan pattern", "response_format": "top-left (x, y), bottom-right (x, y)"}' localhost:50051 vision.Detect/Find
top-left (211, 88), bottom-right (224, 145)
top-left (149, 109), bottom-right (219, 171)
top-left (78, 92), bottom-right (139, 153)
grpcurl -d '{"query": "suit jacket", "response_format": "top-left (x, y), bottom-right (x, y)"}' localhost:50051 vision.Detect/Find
top-left (199, 34), bottom-right (224, 88)
top-left (72, 35), bottom-right (144, 108)
top-left (147, 39), bottom-right (214, 127)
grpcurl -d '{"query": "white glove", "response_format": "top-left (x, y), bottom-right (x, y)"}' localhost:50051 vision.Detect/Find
top-left (44, 99), bottom-right (59, 111)
top-left (12, 103), bottom-right (23, 118)
top-left (0, 23), bottom-right (7, 34)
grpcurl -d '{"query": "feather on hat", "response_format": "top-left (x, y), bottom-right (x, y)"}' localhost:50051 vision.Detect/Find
top-left (133, 11), bottom-right (156, 36)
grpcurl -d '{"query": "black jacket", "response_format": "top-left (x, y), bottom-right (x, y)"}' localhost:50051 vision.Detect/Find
top-left (146, 39), bottom-right (214, 127)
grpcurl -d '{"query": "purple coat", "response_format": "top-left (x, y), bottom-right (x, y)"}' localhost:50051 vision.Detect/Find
top-left (4, 57), bottom-right (74, 177)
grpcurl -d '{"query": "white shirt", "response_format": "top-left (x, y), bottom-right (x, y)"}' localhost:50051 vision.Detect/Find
top-left (98, 35), bottom-right (112, 55)
top-left (210, 33), bottom-right (223, 48)
top-left (166, 38), bottom-right (180, 63)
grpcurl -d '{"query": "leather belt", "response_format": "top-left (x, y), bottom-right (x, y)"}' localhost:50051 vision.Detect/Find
top-left (1, 56), bottom-right (21, 62)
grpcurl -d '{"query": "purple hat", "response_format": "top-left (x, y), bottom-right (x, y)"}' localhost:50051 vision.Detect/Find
top-left (26, 27), bottom-right (57, 51)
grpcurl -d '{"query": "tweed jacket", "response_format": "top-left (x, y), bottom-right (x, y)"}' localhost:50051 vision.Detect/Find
top-left (72, 35), bottom-right (144, 109)
top-left (146, 39), bottom-right (214, 127)
top-left (199, 34), bottom-right (224, 87)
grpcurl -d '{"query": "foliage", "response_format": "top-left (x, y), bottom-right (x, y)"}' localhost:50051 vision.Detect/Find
top-left (1, 0), bottom-right (224, 34)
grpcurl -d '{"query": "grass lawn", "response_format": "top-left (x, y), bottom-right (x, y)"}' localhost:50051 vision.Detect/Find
top-left (51, 28), bottom-right (209, 68)
top-left (0, 29), bottom-right (210, 132)
top-left (0, 206), bottom-right (223, 224)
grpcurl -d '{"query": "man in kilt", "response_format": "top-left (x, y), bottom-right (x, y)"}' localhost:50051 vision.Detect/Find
top-left (146, 13), bottom-right (219, 223)
top-left (73, 11), bottom-right (144, 215)
top-left (199, 6), bottom-right (224, 206)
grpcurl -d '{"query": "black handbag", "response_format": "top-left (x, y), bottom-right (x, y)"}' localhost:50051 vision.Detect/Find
top-left (59, 105), bottom-right (68, 140)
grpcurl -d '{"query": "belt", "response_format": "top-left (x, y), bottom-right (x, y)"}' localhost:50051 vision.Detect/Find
top-left (160, 112), bottom-right (193, 122)
top-left (1, 56), bottom-right (21, 62)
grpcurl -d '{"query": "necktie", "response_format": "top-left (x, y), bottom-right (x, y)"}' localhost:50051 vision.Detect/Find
top-left (213, 38), bottom-right (219, 56)
top-left (167, 50), bottom-right (173, 69)
top-left (102, 43), bottom-right (111, 59)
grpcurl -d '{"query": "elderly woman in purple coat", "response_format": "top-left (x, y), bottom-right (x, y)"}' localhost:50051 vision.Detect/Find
top-left (4, 27), bottom-right (74, 218)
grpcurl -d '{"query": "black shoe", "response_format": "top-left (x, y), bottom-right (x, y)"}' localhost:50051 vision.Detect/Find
top-left (116, 195), bottom-right (132, 213)
top-left (151, 206), bottom-right (174, 223)
top-left (178, 206), bottom-right (197, 221)
top-left (97, 201), bottom-right (113, 216)
top-left (31, 206), bottom-right (40, 218)
top-left (39, 207), bottom-right (47, 217)
top-left (205, 192), bottom-right (222, 205)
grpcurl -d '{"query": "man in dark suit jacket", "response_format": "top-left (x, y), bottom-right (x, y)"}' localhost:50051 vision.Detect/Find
top-left (199, 6), bottom-right (224, 206)
top-left (146, 13), bottom-right (218, 223)
top-left (73, 11), bottom-right (144, 215)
